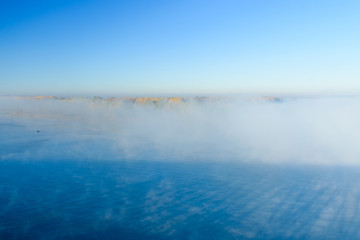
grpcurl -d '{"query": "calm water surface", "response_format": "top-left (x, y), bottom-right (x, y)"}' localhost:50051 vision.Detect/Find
top-left (1, 159), bottom-right (360, 239)
top-left (1, 119), bottom-right (360, 239)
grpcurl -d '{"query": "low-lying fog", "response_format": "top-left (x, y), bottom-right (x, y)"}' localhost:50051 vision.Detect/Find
top-left (2, 96), bottom-right (360, 239)
top-left (1, 96), bottom-right (360, 165)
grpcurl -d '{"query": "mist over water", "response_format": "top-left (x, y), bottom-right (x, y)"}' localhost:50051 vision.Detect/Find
top-left (1, 96), bottom-right (360, 239)
top-left (1, 96), bottom-right (360, 165)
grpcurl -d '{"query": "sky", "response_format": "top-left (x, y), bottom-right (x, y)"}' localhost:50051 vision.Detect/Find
top-left (0, 0), bottom-right (359, 96)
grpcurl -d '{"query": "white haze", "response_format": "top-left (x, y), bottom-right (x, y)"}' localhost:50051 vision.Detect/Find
top-left (1, 96), bottom-right (360, 165)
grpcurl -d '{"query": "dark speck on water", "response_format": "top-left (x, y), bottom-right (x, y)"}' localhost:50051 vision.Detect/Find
top-left (1, 115), bottom-right (360, 240)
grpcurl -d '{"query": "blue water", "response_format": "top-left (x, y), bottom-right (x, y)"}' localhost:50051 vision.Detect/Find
top-left (2, 118), bottom-right (360, 239)
top-left (1, 159), bottom-right (360, 239)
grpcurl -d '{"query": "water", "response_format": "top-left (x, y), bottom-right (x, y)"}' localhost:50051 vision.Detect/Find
top-left (1, 159), bottom-right (360, 239)
top-left (2, 102), bottom-right (360, 239)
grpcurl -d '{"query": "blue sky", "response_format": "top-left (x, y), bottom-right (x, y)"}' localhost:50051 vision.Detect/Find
top-left (1, 0), bottom-right (359, 96)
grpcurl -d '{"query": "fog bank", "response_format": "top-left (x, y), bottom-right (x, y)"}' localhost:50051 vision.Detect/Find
top-left (1, 96), bottom-right (360, 165)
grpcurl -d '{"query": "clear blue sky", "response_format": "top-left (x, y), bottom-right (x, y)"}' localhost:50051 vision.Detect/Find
top-left (1, 0), bottom-right (359, 96)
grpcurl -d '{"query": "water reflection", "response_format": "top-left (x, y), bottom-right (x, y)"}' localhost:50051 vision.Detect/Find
top-left (1, 160), bottom-right (360, 239)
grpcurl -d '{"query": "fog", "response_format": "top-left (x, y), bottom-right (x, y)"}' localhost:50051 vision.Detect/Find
top-left (2, 96), bottom-right (360, 239)
top-left (1, 96), bottom-right (360, 165)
